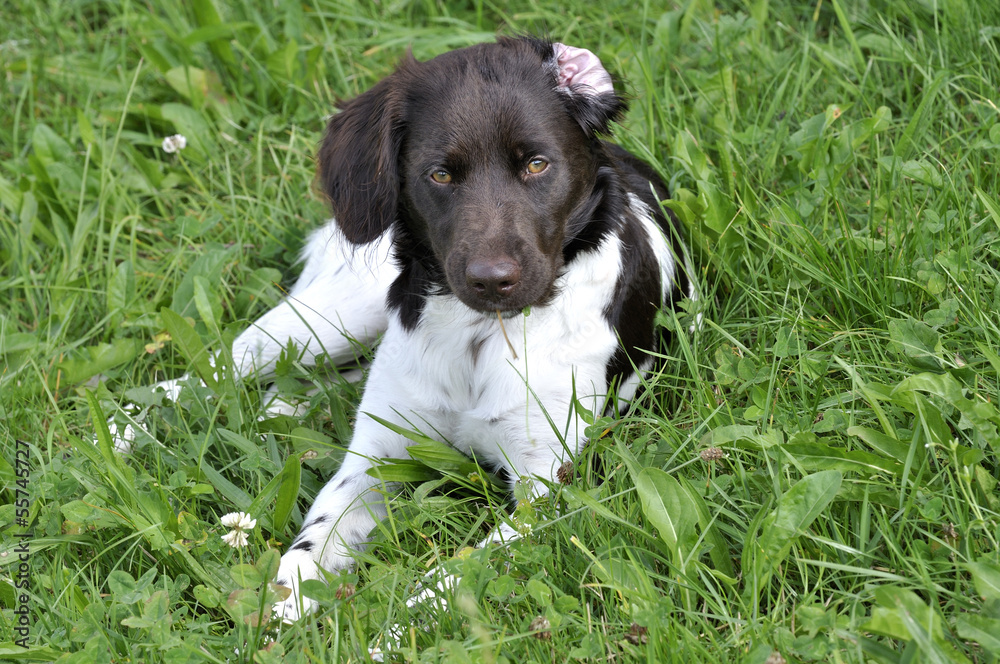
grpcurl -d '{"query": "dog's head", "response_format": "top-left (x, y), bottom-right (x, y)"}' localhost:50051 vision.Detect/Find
top-left (318, 37), bottom-right (625, 314)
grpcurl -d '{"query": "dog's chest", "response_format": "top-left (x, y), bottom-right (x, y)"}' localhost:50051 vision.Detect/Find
top-left (373, 234), bottom-right (625, 451)
top-left (405, 297), bottom-right (610, 410)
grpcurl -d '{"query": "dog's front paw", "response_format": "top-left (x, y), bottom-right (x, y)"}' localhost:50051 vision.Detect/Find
top-left (272, 588), bottom-right (316, 623)
top-left (271, 550), bottom-right (322, 622)
top-left (100, 376), bottom-right (195, 453)
top-left (406, 567), bottom-right (458, 610)
top-left (476, 519), bottom-right (524, 547)
top-left (105, 418), bottom-right (139, 454)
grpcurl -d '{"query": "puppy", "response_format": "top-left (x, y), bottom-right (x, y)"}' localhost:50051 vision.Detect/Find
top-left (260, 36), bottom-right (693, 619)
top-left (122, 36), bottom-right (693, 619)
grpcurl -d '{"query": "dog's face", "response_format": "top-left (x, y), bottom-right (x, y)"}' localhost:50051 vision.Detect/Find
top-left (399, 48), bottom-right (604, 313)
top-left (318, 37), bottom-right (625, 314)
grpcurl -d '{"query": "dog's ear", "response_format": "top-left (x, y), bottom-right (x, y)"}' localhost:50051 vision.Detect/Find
top-left (317, 76), bottom-right (404, 244)
top-left (551, 43), bottom-right (626, 137)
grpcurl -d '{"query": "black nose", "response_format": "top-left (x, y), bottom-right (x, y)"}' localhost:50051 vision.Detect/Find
top-left (466, 258), bottom-right (521, 300)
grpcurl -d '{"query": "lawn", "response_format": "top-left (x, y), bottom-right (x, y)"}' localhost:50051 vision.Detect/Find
top-left (2, 0), bottom-right (1000, 662)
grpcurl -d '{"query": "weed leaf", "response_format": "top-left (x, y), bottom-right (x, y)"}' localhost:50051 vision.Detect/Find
top-left (635, 468), bottom-right (699, 570)
top-left (779, 441), bottom-right (902, 475)
top-left (678, 477), bottom-right (736, 578)
top-left (272, 452), bottom-right (302, 534)
top-left (957, 614), bottom-right (1000, 656)
top-left (746, 470), bottom-right (842, 601)
top-left (968, 561), bottom-right (1000, 602)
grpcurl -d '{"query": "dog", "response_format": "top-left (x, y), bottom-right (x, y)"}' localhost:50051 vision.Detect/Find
top-left (117, 36), bottom-right (694, 620)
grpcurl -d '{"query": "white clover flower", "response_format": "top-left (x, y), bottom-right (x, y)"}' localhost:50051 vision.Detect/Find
top-left (221, 511), bottom-right (257, 529)
top-left (221, 530), bottom-right (249, 548)
top-left (161, 134), bottom-right (187, 153)
top-left (220, 511), bottom-right (257, 548)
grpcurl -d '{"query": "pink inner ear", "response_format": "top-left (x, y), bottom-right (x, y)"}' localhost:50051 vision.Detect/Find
top-left (553, 43), bottom-right (614, 96)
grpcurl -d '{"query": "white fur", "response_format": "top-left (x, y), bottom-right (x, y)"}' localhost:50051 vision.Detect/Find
top-left (230, 224), bottom-right (396, 378)
top-left (613, 194), bottom-right (679, 405)
top-left (629, 193), bottom-right (677, 303)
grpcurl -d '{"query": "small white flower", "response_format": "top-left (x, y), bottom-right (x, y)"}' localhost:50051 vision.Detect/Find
top-left (161, 134), bottom-right (187, 153)
top-left (220, 511), bottom-right (257, 548)
top-left (221, 530), bottom-right (249, 548)
top-left (221, 511), bottom-right (257, 529)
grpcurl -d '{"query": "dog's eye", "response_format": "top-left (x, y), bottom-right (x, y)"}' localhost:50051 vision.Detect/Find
top-left (526, 158), bottom-right (549, 175)
top-left (430, 169), bottom-right (452, 184)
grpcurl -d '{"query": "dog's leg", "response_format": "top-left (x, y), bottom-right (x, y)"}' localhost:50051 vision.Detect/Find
top-left (272, 453), bottom-right (391, 620)
top-left (402, 441), bottom-right (577, 613)
top-left (272, 407), bottom-right (414, 621)
top-left (407, 413), bottom-right (591, 612)
top-left (231, 223), bottom-right (396, 379)
top-left (109, 224), bottom-right (396, 446)
top-left (479, 434), bottom-right (578, 546)
top-left (228, 275), bottom-right (386, 379)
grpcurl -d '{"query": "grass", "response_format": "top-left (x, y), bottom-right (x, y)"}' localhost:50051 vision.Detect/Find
top-left (2, 0), bottom-right (1000, 661)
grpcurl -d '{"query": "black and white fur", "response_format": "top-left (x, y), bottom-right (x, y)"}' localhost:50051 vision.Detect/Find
top-left (120, 37), bottom-right (692, 620)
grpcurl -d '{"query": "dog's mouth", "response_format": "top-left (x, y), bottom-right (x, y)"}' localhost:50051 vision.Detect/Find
top-left (495, 307), bottom-right (524, 319)
top-left (452, 282), bottom-right (552, 316)
top-left (454, 292), bottom-right (531, 315)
